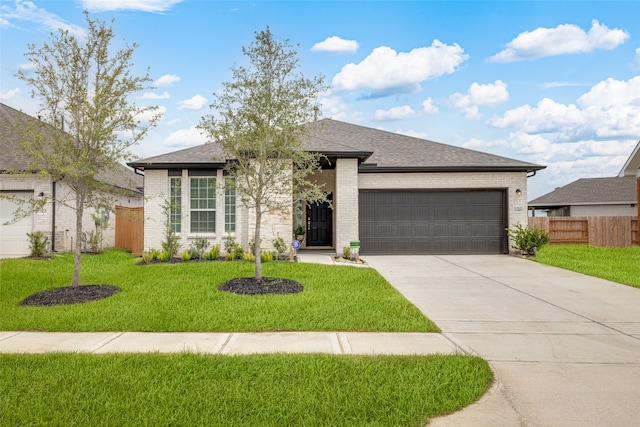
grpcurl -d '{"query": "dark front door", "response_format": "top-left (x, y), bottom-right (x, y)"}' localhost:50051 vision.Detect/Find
top-left (306, 198), bottom-right (332, 246)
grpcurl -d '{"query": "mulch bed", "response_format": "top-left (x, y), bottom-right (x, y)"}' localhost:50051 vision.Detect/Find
top-left (19, 285), bottom-right (121, 307)
top-left (218, 277), bottom-right (303, 295)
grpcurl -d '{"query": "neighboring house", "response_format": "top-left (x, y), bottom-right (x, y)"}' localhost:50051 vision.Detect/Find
top-left (129, 119), bottom-right (545, 255)
top-left (0, 103), bottom-right (143, 258)
top-left (528, 141), bottom-right (640, 217)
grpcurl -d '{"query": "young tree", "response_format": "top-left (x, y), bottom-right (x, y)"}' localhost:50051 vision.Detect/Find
top-left (199, 27), bottom-right (327, 281)
top-left (16, 12), bottom-right (159, 287)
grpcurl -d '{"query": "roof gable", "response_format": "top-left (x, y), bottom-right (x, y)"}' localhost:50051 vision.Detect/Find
top-left (619, 140), bottom-right (640, 177)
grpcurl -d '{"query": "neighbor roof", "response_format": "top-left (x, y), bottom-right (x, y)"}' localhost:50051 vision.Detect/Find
top-left (130, 118), bottom-right (545, 173)
top-left (619, 140), bottom-right (640, 177)
top-left (528, 176), bottom-right (638, 207)
top-left (0, 102), bottom-right (142, 194)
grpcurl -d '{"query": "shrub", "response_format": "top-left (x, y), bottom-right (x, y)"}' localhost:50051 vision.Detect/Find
top-left (140, 251), bottom-right (153, 264)
top-left (243, 252), bottom-right (255, 262)
top-left (205, 244), bottom-right (221, 260)
top-left (225, 252), bottom-right (234, 261)
top-left (234, 246), bottom-right (245, 260)
top-left (157, 250), bottom-right (170, 262)
top-left (261, 251), bottom-right (274, 263)
top-left (272, 235), bottom-right (287, 259)
top-left (342, 246), bottom-right (351, 259)
top-left (192, 237), bottom-right (209, 260)
top-left (181, 251), bottom-right (192, 261)
top-left (223, 236), bottom-right (239, 257)
top-left (26, 231), bottom-right (49, 258)
top-left (86, 230), bottom-right (102, 253)
top-left (507, 224), bottom-right (549, 256)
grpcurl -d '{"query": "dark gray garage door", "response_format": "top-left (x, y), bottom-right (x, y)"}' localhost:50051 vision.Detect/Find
top-left (359, 190), bottom-right (507, 255)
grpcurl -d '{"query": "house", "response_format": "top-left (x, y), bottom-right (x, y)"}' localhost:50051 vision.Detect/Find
top-left (0, 102), bottom-right (143, 257)
top-left (528, 141), bottom-right (640, 217)
top-left (129, 119), bottom-right (545, 255)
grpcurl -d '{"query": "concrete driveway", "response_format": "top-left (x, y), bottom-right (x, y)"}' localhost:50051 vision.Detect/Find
top-left (365, 255), bottom-right (640, 427)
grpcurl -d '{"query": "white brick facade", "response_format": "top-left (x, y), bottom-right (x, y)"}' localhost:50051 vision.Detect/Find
top-left (1, 174), bottom-right (142, 257)
top-left (334, 159), bottom-right (360, 252)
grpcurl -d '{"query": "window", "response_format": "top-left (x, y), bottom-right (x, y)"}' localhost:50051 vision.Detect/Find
top-left (190, 177), bottom-right (216, 233)
top-left (170, 177), bottom-right (181, 233)
top-left (225, 178), bottom-right (236, 233)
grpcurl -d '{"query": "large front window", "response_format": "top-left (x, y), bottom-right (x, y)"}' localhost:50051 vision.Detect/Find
top-left (190, 177), bottom-right (216, 233)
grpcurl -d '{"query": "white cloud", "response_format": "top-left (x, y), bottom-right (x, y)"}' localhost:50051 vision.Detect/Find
top-left (490, 76), bottom-right (640, 141)
top-left (312, 36), bottom-right (359, 54)
top-left (163, 125), bottom-right (208, 147)
top-left (450, 80), bottom-right (509, 119)
top-left (633, 48), bottom-right (640, 71)
top-left (488, 97), bottom-right (586, 134)
top-left (332, 40), bottom-right (469, 94)
top-left (0, 88), bottom-right (20, 100)
top-left (141, 91), bottom-right (170, 100)
top-left (80, 0), bottom-right (183, 12)
top-left (177, 94), bottom-right (207, 110)
top-left (577, 76), bottom-right (640, 107)
top-left (489, 20), bottom-right (629, 63)
top-left (1, 0), bottom-right (86, 37)
top-left (373, 105), bottom-right (416, 121)
top-left (154, 74), bottom-right (181, 87)
top-left (421, 98), bottom-right (439, 114)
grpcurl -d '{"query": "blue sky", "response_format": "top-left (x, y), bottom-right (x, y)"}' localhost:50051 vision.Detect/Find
top-left (1, 0), bottom-right (639, 199)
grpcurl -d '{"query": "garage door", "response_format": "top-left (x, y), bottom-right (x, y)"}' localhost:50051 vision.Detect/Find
top-left (359, 190), bottom-right (506, 255)
top-left (0, 192), bottom-right (34, 257)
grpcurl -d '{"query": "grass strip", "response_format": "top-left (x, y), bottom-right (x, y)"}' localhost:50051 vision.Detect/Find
top-left (0, 250), bottom-right (438, 332)
top-left (0, 353), bottom-right (492, 426)
top-left (535, 245), bottom-right (640, 288)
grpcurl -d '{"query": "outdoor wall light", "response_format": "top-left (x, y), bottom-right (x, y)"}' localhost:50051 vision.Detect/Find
top-left (515, 189), bottom-right (522, 196)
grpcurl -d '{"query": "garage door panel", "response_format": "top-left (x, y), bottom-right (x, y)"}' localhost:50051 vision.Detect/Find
top-left (359, 190), bottom-right (506, 255)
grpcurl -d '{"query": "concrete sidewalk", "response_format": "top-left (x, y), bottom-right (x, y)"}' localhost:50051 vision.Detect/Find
top-left (0, 331), bottom-right (460, 355)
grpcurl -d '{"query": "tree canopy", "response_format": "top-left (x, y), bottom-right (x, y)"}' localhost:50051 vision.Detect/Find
top-left (16, 11), bottom-right (159, 286)
top-left (199, 27), bottom-right (327, 280)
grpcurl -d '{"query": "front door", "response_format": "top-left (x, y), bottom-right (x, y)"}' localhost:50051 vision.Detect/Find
top-left (306, 197), bottom-right (332, 246)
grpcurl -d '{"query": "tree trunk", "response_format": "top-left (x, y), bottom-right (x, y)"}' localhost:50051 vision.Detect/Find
top-left (254, 210), bottom-right (262, 281)
top-left (72, 192), bottom-right (83, 287)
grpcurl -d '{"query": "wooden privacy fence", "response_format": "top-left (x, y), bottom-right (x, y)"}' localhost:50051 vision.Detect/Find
top-left (115, 206), bottom-right (144, 256)
top-left (528, 216), bottom-right (639, 247)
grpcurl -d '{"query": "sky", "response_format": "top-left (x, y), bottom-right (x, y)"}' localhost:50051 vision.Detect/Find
top-left (1, 0), bottom-right (639, 199)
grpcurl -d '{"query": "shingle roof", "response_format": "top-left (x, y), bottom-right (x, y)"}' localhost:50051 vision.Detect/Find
top-left (130, 118), bottom-right (545, 172)
top-left (0, 102), bottom-right (43, 171)
top-left (528, 176), bottom-right (638, 207)
top-left (0, 102), bottom-right (142, 194)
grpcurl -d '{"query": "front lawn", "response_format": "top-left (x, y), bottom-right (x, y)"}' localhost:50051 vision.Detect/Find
top-left (535, 244), bottom-right (640, 288)
top-left (0, 352), bottom-right (493, 426)
top-left (0, 249), bottom-right (438, 332)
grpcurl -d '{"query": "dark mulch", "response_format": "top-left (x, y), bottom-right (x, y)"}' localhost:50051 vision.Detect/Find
top-left (19, 285), bottom-right (121, 307)
top-left (218, 277), bottom-right (303, 295)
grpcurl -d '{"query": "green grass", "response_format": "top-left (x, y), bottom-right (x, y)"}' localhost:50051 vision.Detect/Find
top-left (535, 245), bottom-right (640, 288)
top-left (0, 352), bottom-right (493, 426)
top-left (0, 249), bottom-right (437, 332)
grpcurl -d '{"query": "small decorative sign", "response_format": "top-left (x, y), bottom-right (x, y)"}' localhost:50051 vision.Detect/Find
top-left (291, 240), bottom-right (301, 250)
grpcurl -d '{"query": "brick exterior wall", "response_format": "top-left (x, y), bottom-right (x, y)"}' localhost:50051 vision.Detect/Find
top-left (335, 159), bottom-right (360, 253)
top-left (1, 174), bottom-right (142, 256)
